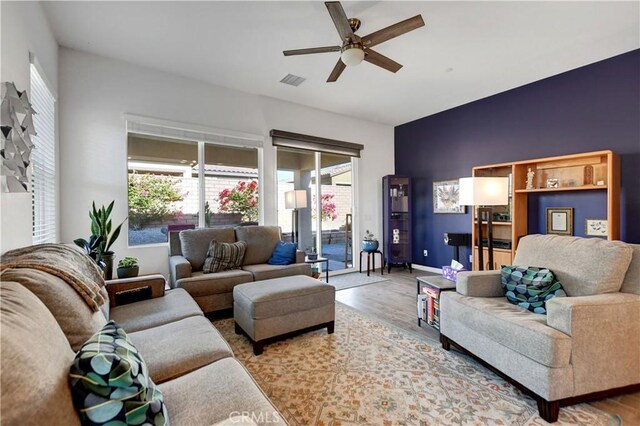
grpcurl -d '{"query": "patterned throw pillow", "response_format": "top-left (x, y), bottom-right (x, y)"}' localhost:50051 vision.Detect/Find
top-left (69, 321), bottom-right (168, 425)
top-left (500, 265), bottom-right (567, 314)
top-left (203, 240), bottom-right (247, 273)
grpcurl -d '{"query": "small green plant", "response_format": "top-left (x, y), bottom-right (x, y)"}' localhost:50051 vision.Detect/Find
top-left (89, 201), bottom-right (126, 255)
top-left (364, 229), bottom-right (377, 241)
top-left (73, 235), bottom-right (105, 267)
top-left (118, 256), bottom-right (138, 268)
top-left (74, 200), bottom-right (126, 269)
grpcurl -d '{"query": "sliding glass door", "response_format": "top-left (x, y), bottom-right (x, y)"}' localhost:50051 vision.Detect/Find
top-left (319, 153), bottom-right (353, 271)
top-left (277, 147), bottom-right (354, 274)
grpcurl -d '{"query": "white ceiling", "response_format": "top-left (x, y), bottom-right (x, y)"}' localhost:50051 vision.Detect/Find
top-left (42, 1), bottom-right (639, 126)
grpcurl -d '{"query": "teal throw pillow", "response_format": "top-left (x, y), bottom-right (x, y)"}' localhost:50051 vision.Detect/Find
top-left (267, 241), bottom-right (298, 265)
top-left (501, 265), bottom-right (567, 314)
top-left (69, 321), bottom-right (168, 425)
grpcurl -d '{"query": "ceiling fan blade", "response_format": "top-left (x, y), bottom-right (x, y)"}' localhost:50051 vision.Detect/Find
top-left (361, 15), bottom-right (425, 48)
top-left (325, 1), bottom-right (354, 42)
top-left (364, 49), bottom-right (403, 73)
top-left (327, 59), bottom-right (346, 82)
top-left (283, 46), bottom-right (341, 56)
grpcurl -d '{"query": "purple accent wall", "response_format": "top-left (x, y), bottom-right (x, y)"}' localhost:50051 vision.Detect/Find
top-left (395, 49), bottom-right (640, 270)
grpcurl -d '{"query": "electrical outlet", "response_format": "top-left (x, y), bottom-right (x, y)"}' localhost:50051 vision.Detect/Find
top-left (469, 254), bottom-right (473, 263)
top-left (423, 250), bottom-right (428, 257)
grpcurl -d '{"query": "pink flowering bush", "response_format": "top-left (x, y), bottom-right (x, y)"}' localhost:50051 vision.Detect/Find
top-left (217, 180), bottom-right (258, 222)
top-left (313, 193), bottom-right (338, 221)
top-left (128, 173), bottom-right (185, 229)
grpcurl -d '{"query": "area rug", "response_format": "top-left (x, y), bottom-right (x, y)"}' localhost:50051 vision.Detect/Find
top-left (213, 303), bottom-right (619, 426)
top-left (323, 272), bottom-right (389, 291)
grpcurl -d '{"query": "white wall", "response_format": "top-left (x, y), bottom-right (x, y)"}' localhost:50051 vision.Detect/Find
top-left (59, 48), bottom-right (394, 277)
top-left (0, 1), bottom-right (58, 253)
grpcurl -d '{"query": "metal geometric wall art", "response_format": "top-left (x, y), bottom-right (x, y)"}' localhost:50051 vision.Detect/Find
top-left (1, 81), bottom-right (37, 192)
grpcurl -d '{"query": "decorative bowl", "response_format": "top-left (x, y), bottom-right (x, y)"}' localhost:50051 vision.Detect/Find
top-left (361, 240), bottom-right (379, 252)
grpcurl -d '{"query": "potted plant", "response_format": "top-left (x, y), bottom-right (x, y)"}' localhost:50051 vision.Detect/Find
top-left (73, 235), bottom-right (106, 269)
top-left (117, 256), bottom-right (139, 279)
top-left (74, 201), bottom-right (126, 280)
top-left (362, 229), bottom-right (379, 252)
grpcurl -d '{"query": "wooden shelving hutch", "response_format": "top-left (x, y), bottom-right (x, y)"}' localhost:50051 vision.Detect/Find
top-left (471, 150), bottom-right (619, 271)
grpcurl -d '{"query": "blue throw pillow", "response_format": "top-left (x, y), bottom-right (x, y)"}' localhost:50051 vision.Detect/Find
top-left (267, 241), bottom-right (297, 265)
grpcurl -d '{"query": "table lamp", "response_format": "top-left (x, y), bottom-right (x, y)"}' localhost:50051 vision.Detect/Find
top-left (284, 189), bottom-right (308, 245)
top-left (458, 177), bottom-right (509, 270)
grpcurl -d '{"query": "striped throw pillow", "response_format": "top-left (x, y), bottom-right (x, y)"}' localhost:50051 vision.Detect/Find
top-left (203, 240), bottom-right (247, 273)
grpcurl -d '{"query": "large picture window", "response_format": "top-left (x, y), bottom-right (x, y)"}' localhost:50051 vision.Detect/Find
top-left (127, 133), bottom-right (259, 246)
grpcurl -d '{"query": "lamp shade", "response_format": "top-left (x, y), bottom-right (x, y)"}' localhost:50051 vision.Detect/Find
top-left (458, 177), bottom-right (509, 206)
top-left (284, 190), bottom-right (308, 209)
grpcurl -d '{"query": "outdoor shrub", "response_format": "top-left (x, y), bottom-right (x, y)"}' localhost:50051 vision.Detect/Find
top-left (313, 193), bottom-right (338, 221)
top-left (217, 180), bottom-right (258, 222)
top-left (128, 173), bottom-right (185, 229)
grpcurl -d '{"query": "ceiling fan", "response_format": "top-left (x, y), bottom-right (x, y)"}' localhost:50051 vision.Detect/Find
top-left (283, 1), bottom-right (425, 82)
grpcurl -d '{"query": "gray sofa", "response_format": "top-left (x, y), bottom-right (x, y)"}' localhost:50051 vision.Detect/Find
top-left (440, 234), bottom-right (640, 422)
top-left (169, 226), bottom-right (311, 314)
top-left (1, 266), bottom-right (285, 425)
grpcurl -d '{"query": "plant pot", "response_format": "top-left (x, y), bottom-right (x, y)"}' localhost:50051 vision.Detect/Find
top-left (307, 253), bottom-right (318, 260)
top-left (102, 252), bottom-right (115, 280)
top-left (117, 266), bottom-right (139, 279)
top-left (361, 240), bottom-right (379, 253)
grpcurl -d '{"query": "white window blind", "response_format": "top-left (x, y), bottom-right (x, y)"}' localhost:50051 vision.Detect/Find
top-left (30, 63), bottom-right (57, 244)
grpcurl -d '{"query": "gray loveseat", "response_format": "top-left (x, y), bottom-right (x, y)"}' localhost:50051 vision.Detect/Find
top-left (169, 225), bottom-right (311, 314)
top-left (440, 234), bottom-right (640, 422)
top-left (1, 256), bottom-right (284, 424)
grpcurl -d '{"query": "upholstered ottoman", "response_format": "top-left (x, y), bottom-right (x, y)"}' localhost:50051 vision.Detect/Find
top-left (233, 275), bottom-right (335, 355)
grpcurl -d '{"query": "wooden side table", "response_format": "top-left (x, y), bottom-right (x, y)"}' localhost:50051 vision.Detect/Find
top-left (416, 275), bottom-right (456, 329)
top-left (359, 250), bottom-right (384, 276)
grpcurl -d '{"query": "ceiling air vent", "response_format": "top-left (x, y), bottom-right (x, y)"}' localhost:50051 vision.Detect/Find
top-left (280, 74), bottom-right (306, 87)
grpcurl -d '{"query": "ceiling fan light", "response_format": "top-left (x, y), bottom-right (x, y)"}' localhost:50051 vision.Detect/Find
top-left (340, 46), bottom-right (364, 66)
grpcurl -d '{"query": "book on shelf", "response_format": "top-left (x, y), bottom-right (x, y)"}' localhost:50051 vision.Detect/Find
top-left (423, 286), bottom-right (440, 325)
top-left (417, 294), bottom-right (428, 321)
top-left (423, 287), bottom-right (440, 297)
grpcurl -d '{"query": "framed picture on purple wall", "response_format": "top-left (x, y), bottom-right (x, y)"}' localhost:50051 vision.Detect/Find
top-left (546, 207), bottom-right (573, 236)
top-left (433, 179), bottom-right (465, 214)
top-left (585, 219), bottom-right (608, 237)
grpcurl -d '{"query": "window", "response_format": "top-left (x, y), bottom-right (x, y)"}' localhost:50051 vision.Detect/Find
top-left (203, 143), bottom-right (258, 227)
top-left (127, 135), bottom-right (199, 246)
top-left (127, 133), bottom-right (260, 246)
top-left (30, 63), bottom-right (57, 244)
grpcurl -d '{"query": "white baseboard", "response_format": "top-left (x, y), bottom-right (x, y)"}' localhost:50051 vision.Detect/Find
top-left (411, 264), bottom-right (443, 274)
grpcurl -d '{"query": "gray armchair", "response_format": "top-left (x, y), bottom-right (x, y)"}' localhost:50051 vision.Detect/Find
top-left (440, 234), bottom-right (640, 422)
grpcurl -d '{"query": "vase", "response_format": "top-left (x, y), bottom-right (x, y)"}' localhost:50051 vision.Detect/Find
top-left (117, 266), bottom-right (139, 279)
top-left (361, 240), bottom-right (379, 252)
top-left (102, 252), bottom-right (115, 280)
